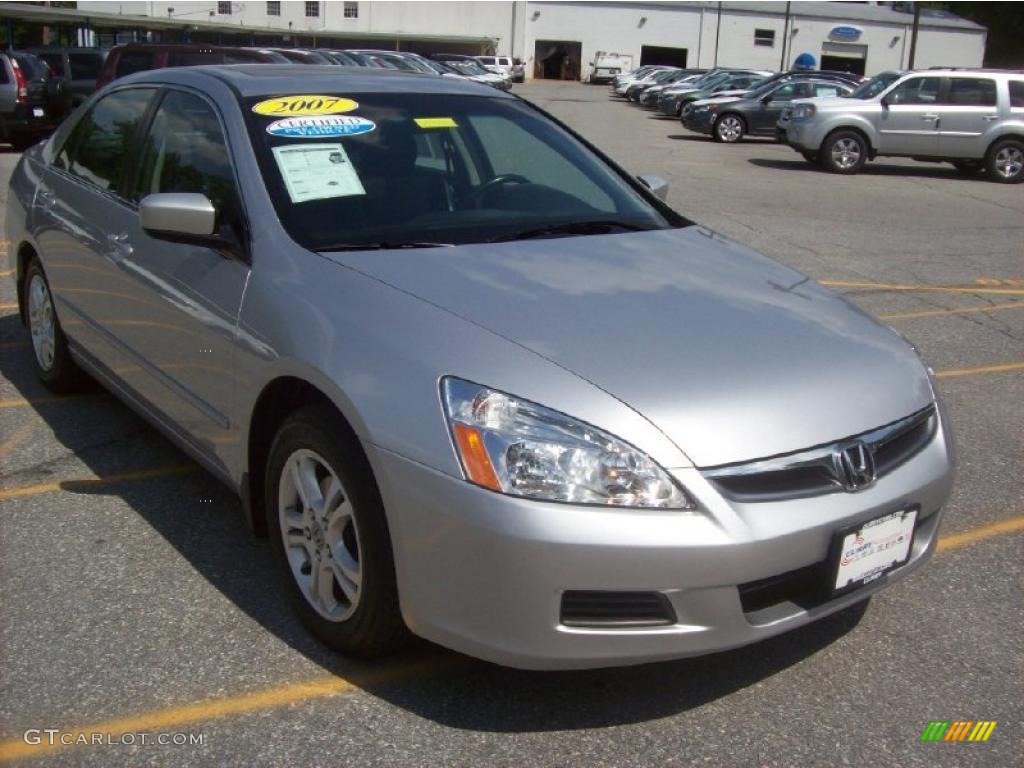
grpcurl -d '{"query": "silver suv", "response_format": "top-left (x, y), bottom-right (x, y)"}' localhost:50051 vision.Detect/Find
top-left (778, 69), bottom-right (1024, 183)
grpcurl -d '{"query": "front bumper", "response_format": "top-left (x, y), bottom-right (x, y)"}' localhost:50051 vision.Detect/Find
top-left (370, 409), bottom-right (954, 669)
top-left (777, 120), bottom-right (824, 152)
top-left (682, 109), bottom-right (715, 134)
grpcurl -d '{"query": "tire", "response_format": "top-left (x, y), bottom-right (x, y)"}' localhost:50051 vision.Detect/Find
top-left (820, 130), bottom-right (867, 174)
top-left (985, 139), bottom-right (1024, 184)
top-left (265, 405), bottom-right (406, 658)
top-left (23, 258), bottom-right (88, 392)
top-left (713, 114), bottom-right (745, 143)
top-left (801, 151), bottom-right (819, 164)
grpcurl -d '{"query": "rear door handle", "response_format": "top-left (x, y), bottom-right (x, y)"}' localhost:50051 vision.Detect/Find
top-left (982, 115), bottom-right (999, 122)
top-left (921, 114), bottom-right (939, 121)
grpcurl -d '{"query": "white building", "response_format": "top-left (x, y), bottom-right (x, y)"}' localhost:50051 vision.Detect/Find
top-left (7, 1), bottom-right (987, 79)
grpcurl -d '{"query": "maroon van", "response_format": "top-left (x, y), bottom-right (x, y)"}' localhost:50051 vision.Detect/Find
top-left (94, 44), bottom-right (290, 90)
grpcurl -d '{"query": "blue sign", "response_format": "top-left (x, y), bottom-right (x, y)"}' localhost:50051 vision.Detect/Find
top-left (830, 26), bottom-right (863, 42)
top-left (266, 115), bottom-right (376, 138)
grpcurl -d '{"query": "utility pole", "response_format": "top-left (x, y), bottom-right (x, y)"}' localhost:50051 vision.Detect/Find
top-left (713, 1), bottom-right (722, 67)
top-left (908, 1), bottom-right (921, 69)
top-left (779, 1), bottom-right (791, 70)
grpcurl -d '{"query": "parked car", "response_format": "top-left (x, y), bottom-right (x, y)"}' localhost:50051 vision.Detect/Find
top-left (683, 77), bottom-right (854, 142)
top-left (269, 49), bottom-right (336, 65)
top-left (95, 44), bottom-right (287, 89)
top-left (621, 67), bottom-right (679, 100)
top-left (8, 65), bottom-right (953, 670)
top-left (589, 52), bottom-right (633, 84)
top-left (476, 55), bottom-right (514, 80)
top-left (777, 69), bottom-right (1024, 182)
top-left (655, 69), bottom-right (742, 115)
top-left (0, 52), bottom-right (70, 150)
top-left (26, 47), bottom-right (107, 106)
top-left (430, 54), bottom-right (511, 90)
top-left (611, 65), bottom-right (672, 95)
top-left (652, 71), bottom-right (769, 111)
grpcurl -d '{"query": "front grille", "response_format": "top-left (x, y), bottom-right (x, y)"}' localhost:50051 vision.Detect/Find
top-left (704, 406), bottom-right (937, 503)
top-left (560, 591), bottom-right (676, 628)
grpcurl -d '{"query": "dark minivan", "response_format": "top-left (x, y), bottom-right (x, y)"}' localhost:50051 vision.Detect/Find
top-left (26, 47), bottom-right (107, 106)
top-left (95, 44), bottom-right (287, 90)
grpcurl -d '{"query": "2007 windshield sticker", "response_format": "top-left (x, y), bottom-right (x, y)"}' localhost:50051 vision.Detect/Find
top-left (266, 115), bottom-right (376, 138)
top-left (252, 95), bottom-right (358, 116)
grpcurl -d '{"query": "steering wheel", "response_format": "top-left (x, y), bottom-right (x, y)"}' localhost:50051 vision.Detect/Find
top-left (465, 173), bottom-right (530, 209)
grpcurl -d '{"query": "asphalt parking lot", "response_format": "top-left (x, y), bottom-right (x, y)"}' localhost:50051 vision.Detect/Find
top-left (1, 79), bottom-right (1022, 767)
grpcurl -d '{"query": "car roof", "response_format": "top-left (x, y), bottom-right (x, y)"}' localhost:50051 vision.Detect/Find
top-left (121, 64), bottom-right (513, 98)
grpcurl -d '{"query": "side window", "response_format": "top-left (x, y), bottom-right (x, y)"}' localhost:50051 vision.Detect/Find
top-left (946, 77), bottom-right (997, 107)
top-left (133, 91), bottom-right (240, 225)
top-left (1011, 81), bottom-right (1024, 108)
top-left (887, 77), bottom-right (939, 105)
top-left (115, 51), bottom-right (155, 79)
top-left (0, 59), bottom-right (8, 84)
top-left (769, 83), bottom-right (801, 101)
top-left (68, 53), bottom-right (104, 80)
top-left (60, 88), bottom-right (156, 192)
top-left (814, 83), bottom-right (842, 98)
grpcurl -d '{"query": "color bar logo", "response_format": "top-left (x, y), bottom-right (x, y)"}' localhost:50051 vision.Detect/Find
top-left (921, 721), bottom-right (997, 742)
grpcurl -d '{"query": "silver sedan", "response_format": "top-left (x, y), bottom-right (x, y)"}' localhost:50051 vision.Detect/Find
top-left (6, 66), bottom-right (953, 669)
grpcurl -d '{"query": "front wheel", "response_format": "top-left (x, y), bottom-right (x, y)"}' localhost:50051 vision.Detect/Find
top-left (713, 114), bottom-right (745, 143)
top-left (820, 130), bottom-right (867, 174)
top-left (986, 139), bottom-right (1024, 184)
top-left (265, 405), bottom-right (406, 657)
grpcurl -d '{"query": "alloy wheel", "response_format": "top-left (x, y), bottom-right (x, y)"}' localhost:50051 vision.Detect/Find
top-left (717, 115), bottom-right (743, 142)
top-left (830, 137), bottom-right (862, 170)
top-left (278, 448), bottom-right (363, 622)
top-left (993, 146), bottom-right (1023, 180)
top-left (27, 274), bottom-right (56, 372)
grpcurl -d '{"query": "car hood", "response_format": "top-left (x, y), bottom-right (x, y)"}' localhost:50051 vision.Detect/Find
top-left (325, 227), bottom-right (933, 467)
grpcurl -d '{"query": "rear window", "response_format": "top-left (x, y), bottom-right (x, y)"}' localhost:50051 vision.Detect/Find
top-left (68, 52), bottom-right (105, 80)
top-left (37, 52), bottom-right (66, 76)
top-left (1010, 81), bottom-right (1024, 108)
top-left (115, 51), bottom-right (156, 78)
top-left (169, 51), bottom-right (226, 67)
top-left (13, 54), bottom-right (48, 80)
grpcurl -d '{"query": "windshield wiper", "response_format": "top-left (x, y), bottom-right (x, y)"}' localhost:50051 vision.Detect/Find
top-left (316, 241), bottom-right (455, 252)
top-left (487, 220), bottom-right (652, 244)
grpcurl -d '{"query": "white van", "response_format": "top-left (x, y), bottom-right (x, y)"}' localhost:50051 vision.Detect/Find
top-left (590, 52), bottom-right (634, 84)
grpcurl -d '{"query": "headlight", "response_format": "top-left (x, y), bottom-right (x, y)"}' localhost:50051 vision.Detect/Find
top-left (441, 378), bottom-right (695, 509)
top-left (693, 104), bottom-right (714, 113)
top-left (791, 103), bottom-right (816, 120)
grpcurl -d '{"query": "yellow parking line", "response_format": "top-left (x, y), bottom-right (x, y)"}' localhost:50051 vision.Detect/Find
top-left (0, 655), bottom-right (453, 763)
top-left (934, 361), bottom-right (1024, 379)
top-left (0, 422), bottom-right (35, 461)
top-left (937, 515), bottom-right (1024, 553)
top-left (0, 465), bottom-right (196, 501)
top-left (879, 301), bottom-right (1024, 321)
top-left (0, 394), bottom-right (101, 410)
top-left (0, 268), bottom-right (13, 277)
top-left (0, 302), bottom-right (17, 311)
top-left (820, 280), bottom-right (1024, 296)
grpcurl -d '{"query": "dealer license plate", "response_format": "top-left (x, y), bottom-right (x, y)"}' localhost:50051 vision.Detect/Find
top-left (831, 507), bottom-right (917, 596)
top-left (32, 107), bottom-right (45, 117)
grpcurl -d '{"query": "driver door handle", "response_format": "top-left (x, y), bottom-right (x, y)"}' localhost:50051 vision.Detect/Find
top-left (106, 232), bottom-right (133, 260)
top-left (921, 114), bottom-right (940, 121)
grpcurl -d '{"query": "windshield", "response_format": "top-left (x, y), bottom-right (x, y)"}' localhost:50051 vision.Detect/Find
top-left (245, 92), bottom-right (677, 250)
top-left (447, 60), bottom-right (489, 76)
top-left (848, 72), bottom-right (901, 99)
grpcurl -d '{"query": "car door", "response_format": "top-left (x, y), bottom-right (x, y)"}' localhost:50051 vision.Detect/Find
top-left (876, 76), bottom-right (941, 155)
top-left (936, 76), bottom-right (999, 159)
top-left (114, 87), bottom-right (250, 463)
top-left (33, 86), bottom-right (158, 372)
top-left (752, 82), bottom-right (811, 134)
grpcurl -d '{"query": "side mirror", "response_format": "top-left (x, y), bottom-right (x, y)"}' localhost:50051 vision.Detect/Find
top-left (880, 96), bottom-right (889, 108)
top-left (761, 94), bottom-right (773, 104)
top-left (637, 174), bottom-right (669, 201)
top-left (140, 193), bottom-right (216, 237)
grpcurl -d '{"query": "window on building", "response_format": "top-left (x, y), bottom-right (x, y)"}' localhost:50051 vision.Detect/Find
top-left (1010, 81), bottom-right (1024, 108)
top-left (343, 1), bottom-right (359, 18)
top-left (946, 77), bottom-right (997, 107)
top-left (267, 1), bottom-right (280, 16)
top-left (754, 29), bottom-right (775, 47)
top-left (217, 1), bottom-right (232, 15)
top-left (305, 1), bottom-right (320, 17)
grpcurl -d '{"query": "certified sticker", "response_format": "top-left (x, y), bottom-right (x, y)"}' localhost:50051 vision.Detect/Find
top-left (252, 95), bottom-right (359, 116)
top-left (266, 115), bottom-right (377, 138)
